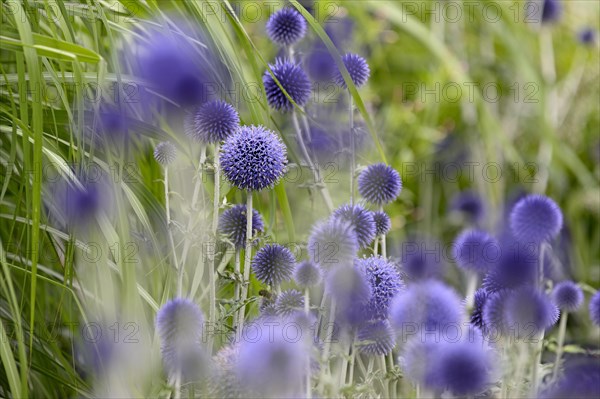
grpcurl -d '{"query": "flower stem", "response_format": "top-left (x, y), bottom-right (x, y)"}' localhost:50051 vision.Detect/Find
top-left (163, 165), bottom-right (181, 297)
top-left (551, 311), bottom-right (568, 381)
top-left (207, 142), bottom-right (220, 353)
top-left (531, 331), bottom-right (546, 396)
top-left (379, 205), bottom-right (387, 258)
top-left (237, 193), bottom-right (253, 337)
top-left (233, 249), bottom-right (241, 330)
top-left (348, 93), bottom-right (356, 205)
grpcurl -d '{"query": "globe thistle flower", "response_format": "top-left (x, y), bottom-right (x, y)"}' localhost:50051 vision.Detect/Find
top-left (305, 46), bottom-right (336, 82)
top-left (154, 141), bottom-right (177, 165)
top-left (451, 190), bottom-right (485, 222)
top-left (220, 125), bottom-right (287, 191)
top-left (399, 238), bottom-right (445, 281)
top-left (541, 358), bottom-right (600, 399)
top-left (541, 0), bottom-right (561, 24)
top-left (482, 238), bottom-right (537, 293)
top-left (552, 281), bottom-right (584, 312)
top-left (332, 204), bottom-right (376, 248)
top-left (251, 244), bottom-right (296, 287)
top-left (389, 280), bottom-right (464, 335)
top-left (218, 205), bottom-right (264, 249)
top-left (372, 211), bottom-right (391, 236)
top-left (505, 288), bottom-right (559, 336)
top-left (263, 59), bottom-right (311, 111)
top-left (236, 318), bottom-right (309, 397)
top-left (294, 261), bottom-right (322, 288)
top-left (326, 265), bottom-right (371, 326)
top-left (97, 103), bottom-right (130, 141)
top-left (589, 291), bottom-right (600, 326)
top-left (356, 256), bottom-right (404, 320)
top-left (266, 8), bottom-right (307, 46)
top-left (401, 338), bottom-right (439, 387)
top-left (578, 28), bottom-right (596, 45)
top-left (357, 319), bottom-right (396, 356)
top-left (308, 218), bottom-right (358, 269)
top-left (334, 53), bottom-right (370, 88)
top-left (429, 341), bottom-right (496, 396)
top-left (186, 100), bottom-right (240, 143)
top-left (470, 288), bottom-right (488, 332)
top-left (453, 229), bottom-right (498, 274)
top-left (357, 163), bottom-right (402, 205)
top-left (275, 289), bottom-right (305, 317)
top-left (155, 298), bottom-right (208, 380)
top-left (482, 290), bottom-right (511, 336)
top-left (211, 345), bottom-right (242, 398)
top-left (509, 194), bottom-right (563, 244)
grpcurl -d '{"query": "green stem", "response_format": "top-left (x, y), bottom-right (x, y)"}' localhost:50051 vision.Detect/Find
top-left (349, 93), bottom-right (355, 205)
top-left (163, 165), bottom-right (180, 297)
top-left (207, 142), bottom-right (221, 353)
top-left (237, 193), bottom-right (253, 337)
top-left (551, 311), bottom-right (568, 381)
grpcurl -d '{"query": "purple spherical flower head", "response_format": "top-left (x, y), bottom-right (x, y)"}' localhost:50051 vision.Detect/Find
top-left (552, 281), bottom-right (584, 312)
top-left (482, 290), bottom-right (511, 336)
top-left (294, 261), bottom-right (322, 288)
top-left (470, 288), bottom-right (488, 332)
top-left (266, 8), bottom-right (307, 46)
top-left (578, 28), bottom-right (596, 45)
top-left (252, 244), bottom-right (296, 287)
top-left (186, 100), bottom-right (240, 143)
top-left (275, 289), bottom-right (305, 317)
top-left (589, 291), bottom-right (600, 326)
top-left (358, 163), bottom-right (402, 205)
top-left (541, 358), bottom-right (600, 399)
top-left (332, 204), bottom-right (376, 249)
top-left (263, 59), bottom-right (311, 111)
top-left (211, 344), bottom-right (242, 398)
top-left (326, 265), bottom-right (371, 326)
top-left (400, 238), bottom-right (445, 281)
top-left (401, 339), bottom-right (439, 387)
top-left (154, 141), bottom-right (177, 165)
top-left (237, 318), bottom-right (309, 397)
top-left (156, 298), bottom-right (208, 380)
top-left (541, 0), bottom-right (561, 24)
top-left (429, 341), bottom-right (495, 396)
top-left (218, 204), bottom-right (264, 249)
top-left (505, 288), bottom-right (559, 336)
top-left (453, 229), bottom-right (499, 274)
top-left (482, 237), bottom-right (537, 293)
top-left (97, 103), bottom-right (130, 141)
top-left (390, 280), bottom-right (463, 335)
top-left (220, 125), bottom-right (287, 191)
top-left (357, 319), bottom-right (396, 356)
top-left (334, 53), bottom-right (370, 88)
top-left (356, 256), bottom-right (404, 320)
top-left (510, 194), bottom-right (563, 244)
top-left (451, 190), bottom-right (485, 222)
top-left (308, 218), bottom-right (358, 269)
top-left (373, 211), bottom-right (391, 236)
top-left (305, 45), bottom-right (336, 82)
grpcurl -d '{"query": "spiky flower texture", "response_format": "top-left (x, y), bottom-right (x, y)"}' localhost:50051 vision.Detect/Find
top-left (372, 211), bottom-right (391, 236)
top-left (266, 8), bottom-right (307, 46)
top-left (335, 53), bottom-right (370, 88)
top-left (218, 205), bottom-right (264, 249)
top-left (356, 256), bottom-right (403, 320)
top-left (453, 229), bottom-right (498, 274)
top-left (251, 244), bottom-right (296, 287)
top-left (332, 204), bottom-right (376, 248)
top-left (154, 141), bottom-right (177, 165)
top-left (590, 291), bottom-right (600, 326)
top-left (308, 218), bottom-right (358, 269)
top-left (552, 281), bottom-right (584, 312)
top-left (509, 194), bottom-right (563, 244)
top-left (357, 319), bottom-right (396, 356)
top-left (294, 261), bottom-right (322, 288)
top-left (263, 59), bottom-right (311, 111)
top-left (505, 288), bottom-right (559, 336)
top-left (358, 163), bottom-right (402, 205)
top-left (275, 289), bottom-right (305, 317)
top-left (186, 100), bottom-right (240, 143)
top-left (220, 125), bottom-right (287, 191)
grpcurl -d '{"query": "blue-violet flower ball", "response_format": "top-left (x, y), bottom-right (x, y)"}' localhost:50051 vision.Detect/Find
top-left (505, 288), bottom-right (559, 336)
top-left (220, 125), bottom-right (287, 191)
top-left (400, 238), bottom-right (445, 281)
top-left (589, 291), bottom-right (600, 326)
top-left (154, 141), bottom-right (177, 165)
top-left (357, 163), bottom-right (402, 205)
top-left (357, 319), bottom-right (396, 356)
top-left (186, 100), bottom-right (240, 143)
top-left (451, 190), bottom-right (485, 222)
top-left (541, 358), bottom-right (600, 399)
top-left (578, 27), bottom-right (596, 45)
top-left (334, 53), bottom-right (370, 88)
top-left (482, 290), bottom-right (511, 336)
top-left (356, 256), bottom-right (404, 320)
top-left (509, 194), bottom-right (563, 244)
top-left (252, 244), bottom-right (296, 286)
top-left (263, 59), bottom-right (311, 111)
top-left (218, 204), bottom-right (264, 249)
top-left (373, 211), bottom-right (391, 236)
top-left (332, 204), bottom-right (376, 248)
top-left (482, 237), bottom-right (537, 293)
top-left (275, 289), bottom-right (305, 317)
top-left (470, 288), bottom-right (488, 333)
top-left (453, 229), bottom-right (498, 274)
top-left (308, 218), bottom-right (358, 269)
top-left (552, 281), bottom-right (584, 312)
top-left (294, 261), bottom-right (322, 288)
top-left (326, 265), bottom-right (371, 326)
top-left (541, 0), bottom-right (561, 24)
top-left (266, 8), bottom-right (307, 46)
